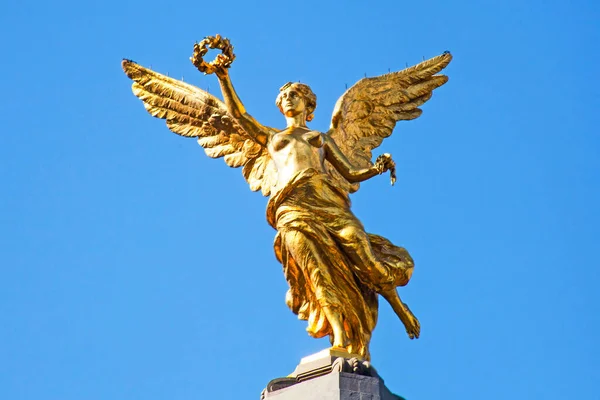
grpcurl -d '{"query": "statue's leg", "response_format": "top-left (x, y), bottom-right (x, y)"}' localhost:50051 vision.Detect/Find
top-left (336, 226), bottom-right (420, 338)
top-left (322, 307), bottom-right (349, 348)
top-left (380, 289), bottom-right (421, 339)
top-left (282, 230), bottom-right (349, 348)
top-left (337, 226), bottom-right (394, 290)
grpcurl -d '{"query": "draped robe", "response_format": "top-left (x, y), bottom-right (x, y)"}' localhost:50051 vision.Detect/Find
top-left (266, 168), bottom-right (414, 358)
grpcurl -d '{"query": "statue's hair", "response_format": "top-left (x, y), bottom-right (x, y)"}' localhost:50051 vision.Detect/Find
top-left (276, 82), bottom-right (317, 122)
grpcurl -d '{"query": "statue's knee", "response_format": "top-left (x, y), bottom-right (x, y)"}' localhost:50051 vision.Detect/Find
top-left (405, 264), bottom-right (414, 281)
top-left (339, 226), bottom-right (364, 243)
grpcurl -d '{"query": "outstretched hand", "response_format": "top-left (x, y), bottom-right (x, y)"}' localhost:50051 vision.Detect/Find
top-left (375, 153), bottom-right (397, 185)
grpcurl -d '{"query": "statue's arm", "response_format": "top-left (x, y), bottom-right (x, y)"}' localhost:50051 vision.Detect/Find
top-left (216, 70), bottom-right (270, 146)
top-left (324, 135), bottom-right (383, 183)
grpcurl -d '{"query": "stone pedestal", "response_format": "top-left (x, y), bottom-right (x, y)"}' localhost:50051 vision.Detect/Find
top-left (261, 348), bottom-right (405, 400)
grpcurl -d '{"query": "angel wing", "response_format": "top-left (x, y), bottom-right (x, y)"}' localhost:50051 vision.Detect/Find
top-left (122, 60), bottom-right (277, 196)
top-left (327, 52), bottom-right (452, 193)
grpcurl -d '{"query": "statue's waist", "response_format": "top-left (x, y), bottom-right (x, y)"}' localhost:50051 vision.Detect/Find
top-left (267, 168), bottom-right (350, 228)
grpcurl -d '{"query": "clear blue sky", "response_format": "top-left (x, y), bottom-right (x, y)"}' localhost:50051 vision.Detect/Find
top-left (1, 1), bottom-right (598, 399)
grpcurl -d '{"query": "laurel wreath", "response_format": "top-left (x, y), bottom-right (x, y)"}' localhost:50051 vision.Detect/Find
top-left (191, 34), bottom-right (236, 74)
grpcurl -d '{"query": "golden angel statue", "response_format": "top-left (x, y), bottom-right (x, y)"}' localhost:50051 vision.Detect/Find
top-left (122, 35), bottom-right (451, 360)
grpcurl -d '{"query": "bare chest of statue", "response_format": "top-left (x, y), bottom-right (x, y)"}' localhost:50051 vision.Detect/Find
top-left (269, 128), bottom-right (325, 190)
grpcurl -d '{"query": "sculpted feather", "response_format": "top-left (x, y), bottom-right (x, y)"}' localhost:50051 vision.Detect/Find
top-left (122, 59), bottom-right (276, 196)
top-left (327, 52), bottom-right (452, 193)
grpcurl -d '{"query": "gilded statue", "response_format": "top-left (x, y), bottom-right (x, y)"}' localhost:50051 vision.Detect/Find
top-left (122, 35), bottom-right (452, 359)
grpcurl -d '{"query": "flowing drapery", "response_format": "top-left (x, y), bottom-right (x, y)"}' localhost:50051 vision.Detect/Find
top-left (267, 169), bottom-right (413, 358)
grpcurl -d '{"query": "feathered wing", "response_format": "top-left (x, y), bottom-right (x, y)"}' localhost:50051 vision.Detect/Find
top-left (122, 60), bottom-right (277, 196)
top-left (327, 52), bottom-right (452, 193)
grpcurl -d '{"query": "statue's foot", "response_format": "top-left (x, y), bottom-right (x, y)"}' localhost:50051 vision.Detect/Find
top-left (400, 303), bottom-right (420, 339)
top-left (331, 329), bottom-right (350, 349)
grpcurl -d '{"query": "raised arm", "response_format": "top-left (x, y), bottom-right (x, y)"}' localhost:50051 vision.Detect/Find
top-left (216, 69), bottom-right (270, 146)
top-left (324, 135), bottom-right (394, 183)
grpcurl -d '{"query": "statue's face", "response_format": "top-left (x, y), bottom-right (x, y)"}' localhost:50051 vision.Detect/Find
top-left (280, 88), bottom-right (305, 117)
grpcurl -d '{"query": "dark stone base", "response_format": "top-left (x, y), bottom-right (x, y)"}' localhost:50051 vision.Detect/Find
top-left (262, 372), bottom-right (404, 400)
top-left (261, 348), bottom-right (405, 400)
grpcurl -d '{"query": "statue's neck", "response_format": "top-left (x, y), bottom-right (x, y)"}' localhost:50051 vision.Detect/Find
top-left (285, 114), bottom-right (307, 128)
